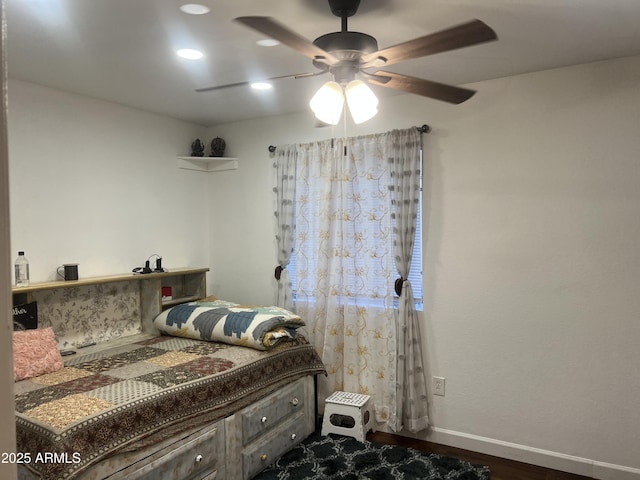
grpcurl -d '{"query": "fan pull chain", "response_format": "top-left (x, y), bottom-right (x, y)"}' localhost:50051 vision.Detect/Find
top-left (343, 114), bottom-right (348, 156)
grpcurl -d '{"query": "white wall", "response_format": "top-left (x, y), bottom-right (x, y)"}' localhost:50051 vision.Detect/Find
top-left (8, 80), bottom-right (210, 282)
top-left (205, 55), bottom-right (640, 478)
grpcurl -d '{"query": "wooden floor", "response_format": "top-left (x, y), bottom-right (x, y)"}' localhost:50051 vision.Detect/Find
top-left (367, 431), bottom-right (593, 480)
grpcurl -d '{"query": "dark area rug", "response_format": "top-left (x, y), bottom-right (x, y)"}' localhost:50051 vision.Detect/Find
top-left (252, 432), bottom-right (491, 480)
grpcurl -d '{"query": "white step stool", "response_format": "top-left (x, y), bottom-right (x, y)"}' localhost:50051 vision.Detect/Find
top-left (321, 391), bottom-right (375, 442)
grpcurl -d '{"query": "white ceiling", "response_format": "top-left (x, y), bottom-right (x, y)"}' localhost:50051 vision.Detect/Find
top-left (6, 0), bottom-right (640, 126)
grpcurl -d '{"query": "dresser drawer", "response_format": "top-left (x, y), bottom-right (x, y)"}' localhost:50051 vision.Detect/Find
top-left (105, 421), bottom-right (225, 480)
top-left (240, 377), bottom-right (306, 445)
top-left (242, 413), bottom-right (306, 479)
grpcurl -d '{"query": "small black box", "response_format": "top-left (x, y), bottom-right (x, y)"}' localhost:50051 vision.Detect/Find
top-left (13, 301), bottom-right (38, 330)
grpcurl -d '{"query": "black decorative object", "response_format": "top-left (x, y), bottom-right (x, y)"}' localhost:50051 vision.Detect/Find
top-left (210, 137), bottom-right (226, 157)
top-left (191, 139), bottom-right (205, 157)
top-left (13, 302), bottom-right (38, 330)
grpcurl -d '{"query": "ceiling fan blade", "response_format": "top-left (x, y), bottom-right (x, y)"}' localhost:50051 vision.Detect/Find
top-left (195, 72), bottom-right (317, 93)
top-left (361, 19), bottom-right (497, 68)
top-left (235, 16), bottom-right (340, 66)
top-left (369, 71), bottom-right (476, 104)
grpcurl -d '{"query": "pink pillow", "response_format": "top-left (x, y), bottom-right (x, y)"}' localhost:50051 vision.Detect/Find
top-left (13, 327), bottom-right (64, 382)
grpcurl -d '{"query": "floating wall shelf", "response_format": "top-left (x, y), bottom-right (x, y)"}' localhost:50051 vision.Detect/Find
top-left (177, 156), bottom-right (239, 172)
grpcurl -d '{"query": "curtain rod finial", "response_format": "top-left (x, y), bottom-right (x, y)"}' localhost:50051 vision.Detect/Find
top-left (417, 125), bottom-right (431, 134)
top-left (268, 145), bottom-right (277, 153)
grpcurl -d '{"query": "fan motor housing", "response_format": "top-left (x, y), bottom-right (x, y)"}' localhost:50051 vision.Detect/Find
top-left (313, 31), bottom-right (378, 57)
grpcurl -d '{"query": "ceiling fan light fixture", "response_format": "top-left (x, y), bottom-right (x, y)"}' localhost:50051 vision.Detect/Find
top-left (310, 81), bottom-right (344, 125)
top-left (345, 79), bottom-right (378, 124)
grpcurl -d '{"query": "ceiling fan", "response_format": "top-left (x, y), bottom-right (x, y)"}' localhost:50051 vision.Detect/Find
top-left (197, 0), bottom-right (497, 109)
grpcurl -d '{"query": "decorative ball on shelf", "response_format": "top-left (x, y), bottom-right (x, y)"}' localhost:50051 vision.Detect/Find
top-left (191, 139), bottom-right (205, 157)
top-left (210, 137), bottom-right (226, 157)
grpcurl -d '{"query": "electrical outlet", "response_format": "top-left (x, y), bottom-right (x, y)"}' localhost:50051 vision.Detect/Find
top-left (433, 376), bottom-right (445, 396)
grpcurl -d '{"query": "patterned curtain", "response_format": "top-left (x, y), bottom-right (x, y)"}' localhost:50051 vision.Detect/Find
top-left (273, 145), bottom-right (297, 310)
top-left (293, 134), bottom-right (399, 428)
top-left (388, 128), bottom-right (429, 432)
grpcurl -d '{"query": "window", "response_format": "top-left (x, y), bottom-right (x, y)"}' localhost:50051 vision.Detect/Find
top-left (408, 171), bottom-right (423, 304)
top-left (288, 150), bottom-right (423, 307)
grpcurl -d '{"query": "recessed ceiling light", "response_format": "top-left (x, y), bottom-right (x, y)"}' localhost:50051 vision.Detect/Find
top-left (180, 4), bottom-right (210, 15)
top-left (177, 49), bottom-right (204, 60)
top-left (251, 82), bottom-right (273, 90)
top-left (256, 39), bottom-right (280, 47)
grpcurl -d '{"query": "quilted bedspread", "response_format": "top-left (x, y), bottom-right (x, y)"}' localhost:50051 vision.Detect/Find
top-left (14, 335), bottom-right (325, 480)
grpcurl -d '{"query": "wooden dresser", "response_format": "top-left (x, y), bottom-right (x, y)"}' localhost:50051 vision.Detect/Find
top-left (61, 376), bottom-right (316, 480)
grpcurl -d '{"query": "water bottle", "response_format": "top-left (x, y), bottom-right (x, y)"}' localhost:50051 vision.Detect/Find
top-left (14, 251), bottom-right (30, 287)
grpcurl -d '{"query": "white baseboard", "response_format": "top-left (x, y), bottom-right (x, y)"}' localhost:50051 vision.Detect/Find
top-left (425, 427), bottom-right (640, 480)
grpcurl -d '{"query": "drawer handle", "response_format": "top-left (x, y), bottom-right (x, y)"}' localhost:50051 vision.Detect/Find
top-left (195, 454), bottom-right (203, 463)
top-left (261, 454), bottom-right (268, 462)
top-left (290, 433), bottom-right (297, 440)
top-left (261, 416), bottom-right (268, 423)
top-left (291, 397), bottom-right (300, 406)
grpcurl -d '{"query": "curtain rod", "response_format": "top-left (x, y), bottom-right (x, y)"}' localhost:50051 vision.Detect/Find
top-left (267, 124), bottom-right (430, 153)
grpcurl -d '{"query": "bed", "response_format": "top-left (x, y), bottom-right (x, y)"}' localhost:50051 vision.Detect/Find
top-left (14, 299), bottom-right (325, 480)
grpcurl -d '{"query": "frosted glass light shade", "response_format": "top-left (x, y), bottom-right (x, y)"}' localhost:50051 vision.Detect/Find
top-left (309, 81), bottom-right (344, 125)
top-left (345, 80), bottom-right (378, 124)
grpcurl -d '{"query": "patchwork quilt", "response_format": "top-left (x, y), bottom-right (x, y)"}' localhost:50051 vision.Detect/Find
top-left (15, 335), bottom-right (325, 480)
top-left (154, 299), bottom-right (306, 350)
